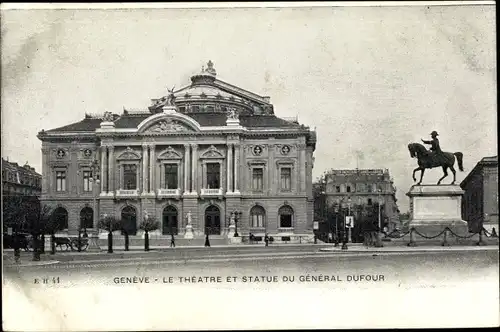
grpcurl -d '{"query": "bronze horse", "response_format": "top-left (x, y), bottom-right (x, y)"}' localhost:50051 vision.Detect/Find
top-left (408, 143), bottom-right (464, 185)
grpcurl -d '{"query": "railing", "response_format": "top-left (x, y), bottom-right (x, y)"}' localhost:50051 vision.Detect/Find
top-left (116, 189), bottom-right (139, 197)
top-left (157, 188), bottom-right (181, 198)
top-left (200, 188), bottom-right (223, 197)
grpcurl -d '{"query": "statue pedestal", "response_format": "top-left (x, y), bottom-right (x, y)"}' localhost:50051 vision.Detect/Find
top-left (407, 185), bottom-right (469, 240)
top-left (227, 224), bottom-right (235, 238)
top-left (184, 224), bottom-right (194, 239)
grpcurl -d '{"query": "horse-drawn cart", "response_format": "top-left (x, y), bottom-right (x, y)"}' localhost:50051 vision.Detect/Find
top-left (54, 236), bottom-right (89, 251)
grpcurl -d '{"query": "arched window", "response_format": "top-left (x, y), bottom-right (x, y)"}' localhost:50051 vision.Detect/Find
top-left (121, 206), bottom-right (137, 235)
top-left (80, 207), bottom-right (93, 229)
top-left (278, 205), bottom-right (294, 228)
top-left (162, 205), bottom-right (178, 235)
top-left (250, 205), bottom-right (266, 228)
top-left (53, 207), bottom-right (69, 230)
top-left (205, 205), bottom-right (221, 235)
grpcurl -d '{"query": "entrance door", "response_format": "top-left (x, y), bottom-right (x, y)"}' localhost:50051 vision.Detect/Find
top-left (205, 205), bottom-right (220, 235)
top-left (162, 206), bottom-right (178, 235)
top-left (121, 206), bottom-right (137, 235)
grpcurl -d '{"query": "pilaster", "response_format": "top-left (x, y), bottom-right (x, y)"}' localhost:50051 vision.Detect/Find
top-left (142, 143), bottom-right (148, 195)
top-left (108, 146), bottom-right (115, 194)
top-left (149, 144), bottom-right (155, 194)
top-left (227, 143), bottom-right (233, 193)
top-left (100, 145), bottom-right (107, 195)
top-left (183, 144), bottom-right (190, 194)
top-left (191, 144), bottom-right (198, 194)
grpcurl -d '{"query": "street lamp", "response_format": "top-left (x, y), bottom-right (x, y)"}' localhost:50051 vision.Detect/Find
top-left (334, 205), bottom-right (339, 247)
top-left (234, 211), bottom-right (242, 237)
top-left (88, 158), bottom-right (101, 251)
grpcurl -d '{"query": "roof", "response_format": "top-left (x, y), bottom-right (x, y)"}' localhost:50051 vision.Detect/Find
top-left (43, 112), bottom-right (304, 133)
top-left (460, 155), bottom-right (498, 188)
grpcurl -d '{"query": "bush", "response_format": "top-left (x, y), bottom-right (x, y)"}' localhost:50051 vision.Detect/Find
top-left (139, 215), bottom-right (160, 232)
top-left (98, 215), bottom-right (121, 232)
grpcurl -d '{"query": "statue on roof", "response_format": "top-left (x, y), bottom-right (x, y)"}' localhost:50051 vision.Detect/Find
top-left (103, 111), bottom-right (113, 122)
top-left (227, 107), bottom-right (239, 120)
top-left (205, 60), bottom-right (216, 76)
top-left (165, 86), bottom-right (176, 106)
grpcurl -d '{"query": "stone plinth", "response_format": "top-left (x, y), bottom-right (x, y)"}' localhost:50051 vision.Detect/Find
top-left (227, 224), bottom-right (235, 238)
top-left (407, 185), bottom-right (469, 238)
top-left (184, 224), bottom-right (194, 239)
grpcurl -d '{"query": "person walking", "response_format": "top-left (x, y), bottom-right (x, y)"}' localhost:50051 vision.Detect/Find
top-left (264, 233), bottom-right (269, 247)
top-left (170, 233), bottom-right (176, 248)
top-left (204, 234), bottom-right (211, 247)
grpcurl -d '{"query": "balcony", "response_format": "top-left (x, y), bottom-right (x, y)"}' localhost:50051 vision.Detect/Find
top-left (200, 188), bottom-right (224, 199)
top-left (157, 188), bottom-right (181, 199)
top-left (115, 189), bottom-right (139, 198)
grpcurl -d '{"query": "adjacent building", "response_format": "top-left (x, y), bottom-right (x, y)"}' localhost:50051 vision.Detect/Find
top-left (2, 158), bottom-right (42, 197)
top-left (37, 61), bottom-right (317, 239)
top-left (321, 168), bottom-right (400, 232)
top-left (460, 156), bottom-right (498, 233)
top-left (2, 158), bottom-right (42, 229)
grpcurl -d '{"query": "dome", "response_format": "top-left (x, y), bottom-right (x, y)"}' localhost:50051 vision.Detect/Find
top-left (149, 60), bottom-right (274, 116)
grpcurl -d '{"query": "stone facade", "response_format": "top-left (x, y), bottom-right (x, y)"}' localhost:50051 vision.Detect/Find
top-left (37, 61), bottom-right (317, 238)
top-left (321, 169), bottom-right (400, 230)
top-left (460, 156), bottom-right (498, 233)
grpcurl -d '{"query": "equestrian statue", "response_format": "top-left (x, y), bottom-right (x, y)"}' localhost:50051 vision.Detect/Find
top-left (408, 131), bottom-right (464, 185)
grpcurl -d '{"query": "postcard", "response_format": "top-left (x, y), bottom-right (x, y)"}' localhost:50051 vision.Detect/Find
top-left (2, 2), bottom-right (498, 331)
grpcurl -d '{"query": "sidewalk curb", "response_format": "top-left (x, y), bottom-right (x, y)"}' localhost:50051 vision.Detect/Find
top-left (4, 260), bottom-right (60, 267)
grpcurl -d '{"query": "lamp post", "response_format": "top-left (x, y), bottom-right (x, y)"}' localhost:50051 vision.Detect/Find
top-left (334, 205), bottom-right (339, 247)
top-left (88, 158), bottom-right (101, 251)
top-left (234, 211), bottom-right (241, 237)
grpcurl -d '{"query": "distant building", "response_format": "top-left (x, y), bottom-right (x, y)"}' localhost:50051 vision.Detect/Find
top-left (2, 158), bottom-right (42, 197)
top-left (323, 169), bottom-right (400, 231)
top-left (460, 156), bottom-right (498, 233)
top-left (2, 158), bottom-right (42, 230)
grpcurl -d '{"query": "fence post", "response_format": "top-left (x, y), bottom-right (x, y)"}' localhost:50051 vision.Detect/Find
top-left (441, 228), bottom-right (450, 247)
top-left (477, 228), bottom-right (486, 246)
top-left (408, 228), bottom-right (417, 247)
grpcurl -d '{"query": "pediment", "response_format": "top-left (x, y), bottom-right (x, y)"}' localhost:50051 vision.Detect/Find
top-left (201, 145), bottom-right (224, 159)
top-left (158, 146), bottom-right (182, 160)
top-left (145, 118), bottom-right (194, 133)
top-left (117, 147), bottom-right (141, 160)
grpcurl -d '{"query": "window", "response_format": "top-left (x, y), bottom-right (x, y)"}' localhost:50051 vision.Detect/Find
top-left (164, 164), bottom-right (178, 189)
top-left (56, 171), bottom-right (66, 191)
top-left (83, 170), bottom-right (93, 192)
top-left (346, 185), bottom-right (351, 193)
top-left (336, 186), bottom-right (341, 193)
top-left (206, 163), bottom-right (220, 189)
top-left (368, 198), bottom-right (373, 205)
top-left (250, 206), bottom-right (265, 228)
top-left (280, 167), bottom-right (292, 191)
top-left (252, 168), bottom-right (263, 191)
top-left (279, 205), bottom-right (294, 228)
top-left (123, 164), bottom-right (137, 190)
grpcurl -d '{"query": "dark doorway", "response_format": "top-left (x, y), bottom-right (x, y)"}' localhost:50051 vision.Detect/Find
top-left (162, 205), bottom-right (178, 235)
top-left (205, 205), bottom-right (220, 235)
top-left (121, 206), bottom-right (137, 235)
top-left (80, 207), bottom-right (93, 229)
top-left (53, 207), bottom-right (69, 230)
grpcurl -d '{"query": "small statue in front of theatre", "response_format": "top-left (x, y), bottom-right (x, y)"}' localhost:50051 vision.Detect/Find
top-left (407, 130), bottom-right (465, 185)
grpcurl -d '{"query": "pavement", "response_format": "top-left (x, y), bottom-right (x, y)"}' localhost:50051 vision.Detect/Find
top-left (3, 241), bottom-right (498, 268)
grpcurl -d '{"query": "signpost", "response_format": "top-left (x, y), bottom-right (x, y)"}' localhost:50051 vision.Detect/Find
top-left (345, 216), bottom-right (354, 243)
top-left (313, 221), bottom-right (319, 230)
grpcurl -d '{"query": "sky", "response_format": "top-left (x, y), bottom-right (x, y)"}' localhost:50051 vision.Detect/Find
top-left (1, 3), bottom-right (497, 212)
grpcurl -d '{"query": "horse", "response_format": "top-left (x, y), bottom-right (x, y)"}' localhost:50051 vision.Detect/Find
top-left (408, 143), bottom-right (464, 185)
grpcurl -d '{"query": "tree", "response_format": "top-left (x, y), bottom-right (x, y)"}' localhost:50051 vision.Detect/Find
top-left (24, 199), bottom-right (54, 261)
top-left (98, 215), bottom-right (121, 253)
top-left (139, 215), bottom-right (159, 251)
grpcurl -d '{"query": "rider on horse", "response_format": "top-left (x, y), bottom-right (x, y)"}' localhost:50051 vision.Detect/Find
top-left (421, 131), bottom-right (445, 163)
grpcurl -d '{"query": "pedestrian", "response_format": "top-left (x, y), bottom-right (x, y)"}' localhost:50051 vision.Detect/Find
top-left (170, 233), bottom-right (176, 248)
top-left (204, 234), bottom-right (211, 247)
top-left (249, 232), bottom-right (253, 244)
top-left (264, 233), bottom-right (269, 247)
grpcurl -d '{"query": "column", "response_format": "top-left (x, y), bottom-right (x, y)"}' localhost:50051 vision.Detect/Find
top-left (191, 144), bottom-right (198, 194)
top-left (234, 144), bottom-right (240, 193)
top-left (100, 145), bottom-right (107, 193)
top-left (227, 144), bottom-right (233, 193)
top-left (142, 144), bottom-right (148, 194)
top-left (149, 144), bottom-right (155, 194)
top-left (41, 148), bottom-right (49, 194)
top-left (108, 146), bottom-right (114, 194)
top-left (300, 144), bottom-right (306, 194)
top-left (184, 144), bottom-right (190, 194)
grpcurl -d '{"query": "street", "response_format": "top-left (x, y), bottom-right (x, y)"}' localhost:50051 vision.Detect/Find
top-left (3, 246), bottom-right (499, 330)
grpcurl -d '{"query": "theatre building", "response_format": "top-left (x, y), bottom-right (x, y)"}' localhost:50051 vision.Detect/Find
top-left (37, 61), bottom-right (317, 240)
